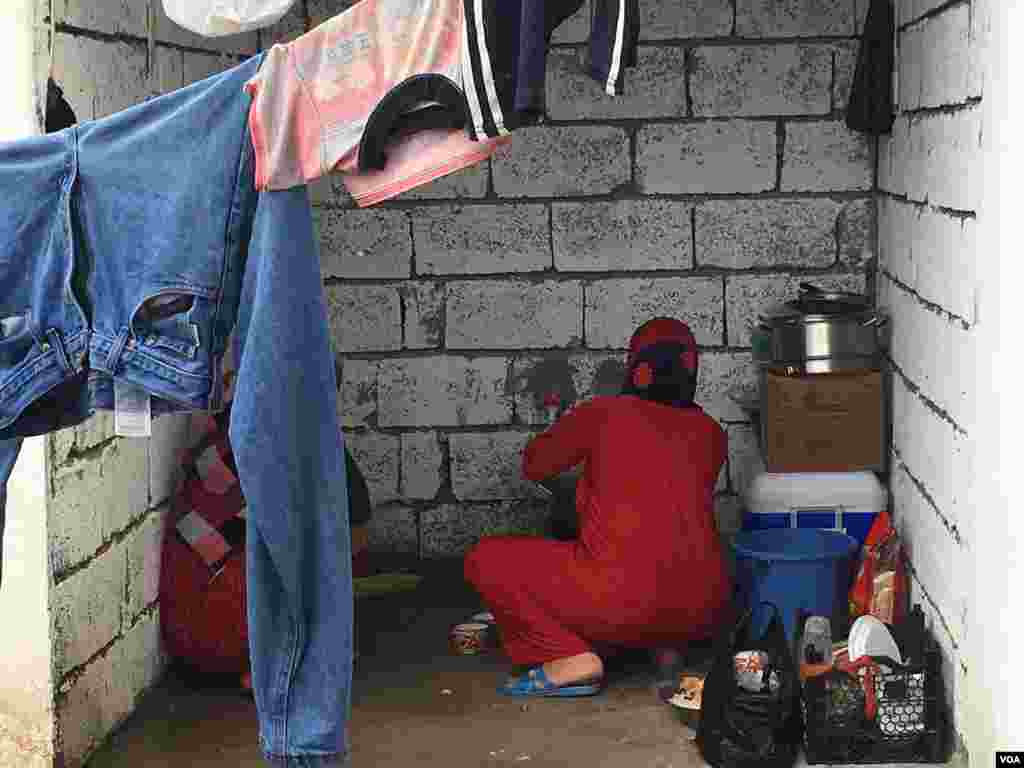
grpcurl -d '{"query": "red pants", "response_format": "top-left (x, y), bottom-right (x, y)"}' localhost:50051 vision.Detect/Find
top-left (464, 536), bottom-right (728, 666)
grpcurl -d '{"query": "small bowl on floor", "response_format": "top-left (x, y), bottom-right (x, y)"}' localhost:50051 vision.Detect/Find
top-left (449, 622), bottom-right (491, 655)
top-left (665, 673), bottom-right (705, 730)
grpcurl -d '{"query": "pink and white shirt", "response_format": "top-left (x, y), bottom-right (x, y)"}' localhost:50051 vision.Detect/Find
top-left (245, 0), bottom-right (509, 205)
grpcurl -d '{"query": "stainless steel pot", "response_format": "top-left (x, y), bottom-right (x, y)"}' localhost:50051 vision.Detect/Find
top-left (755, 285), bottom-right (886, 373)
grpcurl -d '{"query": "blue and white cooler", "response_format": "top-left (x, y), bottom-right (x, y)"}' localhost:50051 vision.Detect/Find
top-left (743, 471), bottom-right (886, 552)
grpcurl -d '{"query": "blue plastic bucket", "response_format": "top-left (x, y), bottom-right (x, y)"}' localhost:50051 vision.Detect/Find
top-left (732, 528), bottom-right (858, 645)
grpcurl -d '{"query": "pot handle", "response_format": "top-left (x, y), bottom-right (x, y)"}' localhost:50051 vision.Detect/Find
top-left (862, 314), bottom-right (889, 328)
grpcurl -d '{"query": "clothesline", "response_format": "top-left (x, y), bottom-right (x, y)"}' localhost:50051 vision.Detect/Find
top-left (242, 0), bottom-right (889, 207)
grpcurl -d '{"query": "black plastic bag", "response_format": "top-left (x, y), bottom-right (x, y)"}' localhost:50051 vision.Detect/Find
top-left (345, 447), bottom-right (373, 527)
top-left (846, 0), bottom-right (895, 134)
top-left (698, 602), bottom-right (803, 768)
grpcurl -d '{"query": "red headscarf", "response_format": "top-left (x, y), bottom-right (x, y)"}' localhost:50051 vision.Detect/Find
top-left (624, 317), bottom-right (699, 407)
top-left (628, 317), bottom-right (697, 370)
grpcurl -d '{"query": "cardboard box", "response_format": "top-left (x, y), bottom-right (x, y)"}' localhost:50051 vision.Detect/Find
top-left (761, 369), bottom-right (885, 473)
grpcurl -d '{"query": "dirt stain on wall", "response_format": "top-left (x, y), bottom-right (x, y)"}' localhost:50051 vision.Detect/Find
top-left (511, 356), bottom-right (627, 410)
top-left (592, 359), bottom-right (627, 397)
top-left (512, 356), bottom-right (578, 412)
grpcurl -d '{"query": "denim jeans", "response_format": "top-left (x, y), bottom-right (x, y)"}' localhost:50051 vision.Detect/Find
top-left (0, 56), bottom-right (351, 766)
top-left (234, 185), bottom-right (353, 766)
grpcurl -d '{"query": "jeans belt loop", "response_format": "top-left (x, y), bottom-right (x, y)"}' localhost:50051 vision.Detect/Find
top-left (105, 327), bottom-right (131, 375)
top-left (45, 328), bottom-right (74, 374)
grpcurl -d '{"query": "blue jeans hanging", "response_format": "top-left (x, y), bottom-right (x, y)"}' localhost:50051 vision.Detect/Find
top-left (0, 55), bottom-right (352, 766)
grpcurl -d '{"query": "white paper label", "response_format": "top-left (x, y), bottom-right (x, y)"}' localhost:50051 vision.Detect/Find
top-left (114, 380), bottom-right (152, 438)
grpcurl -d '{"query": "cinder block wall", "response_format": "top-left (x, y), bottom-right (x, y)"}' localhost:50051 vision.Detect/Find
top-left (876, 0), bottom-right (982, 749)
top-left (319, 0), bottom-right (876, 558)
top-left (34, 2), bottom-right (306, 764)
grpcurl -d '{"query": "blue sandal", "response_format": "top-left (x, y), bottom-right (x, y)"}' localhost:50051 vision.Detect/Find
top-left (499, 666), bottom-right (604, 698)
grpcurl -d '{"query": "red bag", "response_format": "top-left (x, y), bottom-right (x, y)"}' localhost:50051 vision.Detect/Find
top-left (159, 413), bottom-right (251, 679)
top-left (848, 510), bottom-right (907, 623)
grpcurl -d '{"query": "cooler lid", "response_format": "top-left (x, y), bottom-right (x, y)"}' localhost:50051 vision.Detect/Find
top-left (745, 471), bottom-right (887, 515)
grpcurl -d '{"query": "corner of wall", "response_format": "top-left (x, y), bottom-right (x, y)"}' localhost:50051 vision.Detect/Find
top-left (876, 0), bottom-right (984, 753)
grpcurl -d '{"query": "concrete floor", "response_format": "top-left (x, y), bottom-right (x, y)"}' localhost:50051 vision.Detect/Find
top-left (83, 561), bottom-right (938, 768)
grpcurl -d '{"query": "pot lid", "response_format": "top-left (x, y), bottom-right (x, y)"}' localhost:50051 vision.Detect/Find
top-left (798, 282), bottom-right (869, 303)
top-left (759, 303), bottom-right (875, 322)
top-left (756, 283), bottom-right (876, 326)
top-left (792, 283), bottom-right (871, 313)
top-left (787, 298), bottom-right (871, 317)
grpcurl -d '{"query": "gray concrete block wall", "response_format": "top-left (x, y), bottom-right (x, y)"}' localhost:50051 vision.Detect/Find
top-left (309, 0), bottom-right (874, 558)
top-left (45, 410), bottom-right (193, 768)
top-left (876, 0), bottom-right (982, 748)
top-left (35, 0), bottom-right (298, 763)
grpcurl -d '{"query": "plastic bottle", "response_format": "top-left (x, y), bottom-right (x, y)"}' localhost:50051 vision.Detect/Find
top-left (799, 615), bottom-right (833, 681)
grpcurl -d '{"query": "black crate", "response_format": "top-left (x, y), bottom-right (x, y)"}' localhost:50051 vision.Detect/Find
top-left (802, 608), bottom-right (948, 764)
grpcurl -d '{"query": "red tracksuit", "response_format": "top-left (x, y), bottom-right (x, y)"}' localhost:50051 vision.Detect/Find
top-left (464, 395), bottom-right (733, 666)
